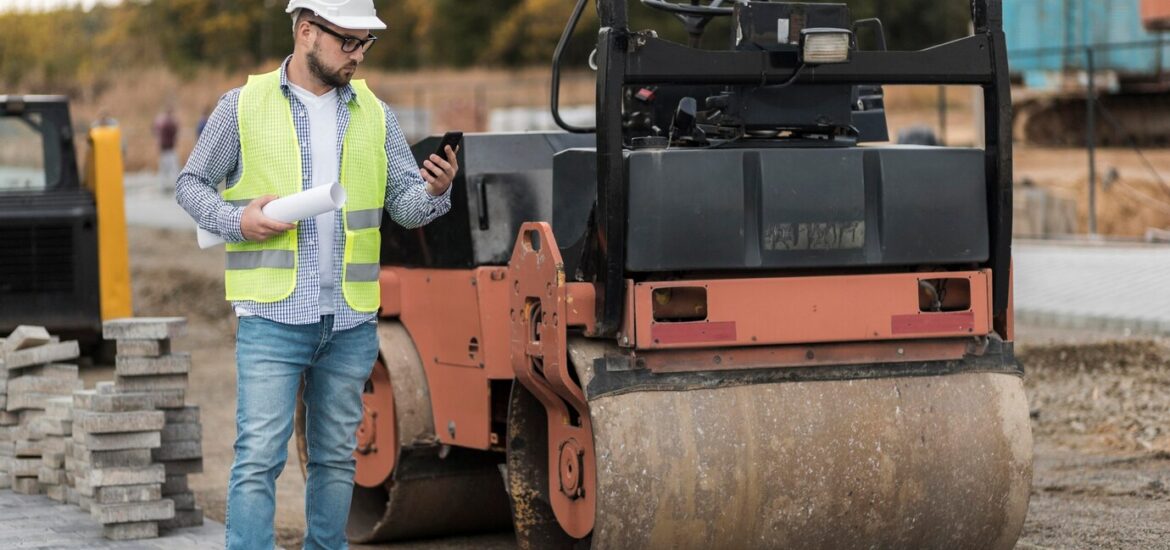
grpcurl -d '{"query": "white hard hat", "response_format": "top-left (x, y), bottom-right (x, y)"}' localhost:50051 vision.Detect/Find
top-left (287, 0), bottom-right (386, 31)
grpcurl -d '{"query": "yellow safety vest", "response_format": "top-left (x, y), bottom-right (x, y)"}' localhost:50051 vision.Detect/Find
top-left (222, 69), bottom-right (387, 312)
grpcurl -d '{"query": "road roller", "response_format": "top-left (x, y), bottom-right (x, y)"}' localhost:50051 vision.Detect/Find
top-left (295, 1), bottom-right (1033, 547)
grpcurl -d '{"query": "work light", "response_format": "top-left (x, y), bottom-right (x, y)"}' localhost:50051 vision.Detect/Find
top-left (800, 28), bottom-right (853, 64)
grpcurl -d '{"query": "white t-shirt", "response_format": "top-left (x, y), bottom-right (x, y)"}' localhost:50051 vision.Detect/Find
top-left (288, 81), bottom-right (340, 315)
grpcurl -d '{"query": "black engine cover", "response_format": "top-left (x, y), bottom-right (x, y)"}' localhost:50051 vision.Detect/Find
top-left (554, 146), bottom-right (989, 273)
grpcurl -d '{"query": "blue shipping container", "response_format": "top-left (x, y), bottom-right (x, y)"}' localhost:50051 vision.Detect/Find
top-left (1004, 0), bottom-right (1170, 83)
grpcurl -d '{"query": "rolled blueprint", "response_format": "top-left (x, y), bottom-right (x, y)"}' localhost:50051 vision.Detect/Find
top-left (196, 182), bottom-right (347, 249)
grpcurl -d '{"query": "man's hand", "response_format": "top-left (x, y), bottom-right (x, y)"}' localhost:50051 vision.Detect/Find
top-left (421, 145), bottom-right (460, 197)
top-left (241, 195), bottom-right (296, 242)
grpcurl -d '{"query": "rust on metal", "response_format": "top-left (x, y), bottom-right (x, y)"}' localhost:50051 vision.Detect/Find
top-left (650, 320), bottom-right (737, 345)
top-left (565, 282), bottom-right (598, 334)
top-left (506, 383), bottom-right (579, 549)
top-left (354, 359), bottom-right (397, 488)
top-left (558, 439), bottom-right (585, 498)
top-left (639, 338), bottom-right (972, 374)
top-left (508, 222), bottom-right (597, 539)
top-left (619, 279), bottom-right (637, 348)
top-left (891, 311), bottom-right (976, 334)
top-left (566, 336), bottom-right (1033, 550)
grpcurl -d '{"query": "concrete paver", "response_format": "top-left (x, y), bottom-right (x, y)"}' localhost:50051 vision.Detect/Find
top-left (124, 172), bottom-right (192, 231)
top-left (1014, 240), bottom-right (1170, 335)
top-left (0, 490), bottom-right (223, 549)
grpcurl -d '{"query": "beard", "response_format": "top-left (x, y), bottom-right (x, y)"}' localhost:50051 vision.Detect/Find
top-left (307, 41), bottom-right (357, 89)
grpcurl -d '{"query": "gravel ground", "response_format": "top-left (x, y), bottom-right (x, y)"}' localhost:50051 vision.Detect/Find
top-left (122, 226), bottom-right (1170, 549)
top-left (1016, 334), bottom-right (1170, 549)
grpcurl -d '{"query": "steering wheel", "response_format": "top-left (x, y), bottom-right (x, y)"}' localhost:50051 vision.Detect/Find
top-left (639, 0), bottom-right (736, 16)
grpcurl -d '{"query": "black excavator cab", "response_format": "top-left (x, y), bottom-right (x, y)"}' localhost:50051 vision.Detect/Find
top-left (0, 96), bottom-right (102, 343)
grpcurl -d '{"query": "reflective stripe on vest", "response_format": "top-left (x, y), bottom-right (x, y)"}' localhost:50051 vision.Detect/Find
top-left (344, 263), bottom-right (380, 282)
top-left (222, 68), bottom-right (387, 312)
top-left (346, 208), bottom-right (382, 230)
top-left (225, 250), bottom-right (295, 270)
top-left (222, 69), bottom-right (300, 304)
top-left (338, 80), bottom-right (388, 312)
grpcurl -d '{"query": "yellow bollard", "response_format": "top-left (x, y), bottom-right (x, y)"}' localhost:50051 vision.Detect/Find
top-left (85, 126), bottom-right (133, 321)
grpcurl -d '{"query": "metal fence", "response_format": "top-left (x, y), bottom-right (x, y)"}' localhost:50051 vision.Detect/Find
top-left (1012, 40), bottom-right (1170, 236)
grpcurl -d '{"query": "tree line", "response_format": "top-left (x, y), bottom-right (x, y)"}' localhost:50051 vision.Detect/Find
top-left (1, 0), bottom-right (971, 91)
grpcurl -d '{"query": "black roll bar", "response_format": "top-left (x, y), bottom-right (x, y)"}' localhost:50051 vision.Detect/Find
top-left (580, 0), bottom-right (1012, 340)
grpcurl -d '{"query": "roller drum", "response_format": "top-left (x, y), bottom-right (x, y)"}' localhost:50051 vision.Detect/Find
top-left (572, 340), bottom-right (1033, 549)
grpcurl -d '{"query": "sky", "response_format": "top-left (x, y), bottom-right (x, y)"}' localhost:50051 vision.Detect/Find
top-left (0, 0), bottom-right (122, 13)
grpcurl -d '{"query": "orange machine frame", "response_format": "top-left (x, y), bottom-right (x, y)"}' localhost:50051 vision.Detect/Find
top-left (632, 270), bottom-right (992, 350)
top-left (377, 254), bottom-right (995, 450)
top-left (371, 220), bottom-right (1005, 538)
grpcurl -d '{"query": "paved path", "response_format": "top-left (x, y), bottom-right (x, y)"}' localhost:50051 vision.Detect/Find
top-left (1014, 240), bottom-right (1170, 335)
top-left (0, 491), bottom-right (224, 549)
top-left (124, 172), bottom-right (193, 231)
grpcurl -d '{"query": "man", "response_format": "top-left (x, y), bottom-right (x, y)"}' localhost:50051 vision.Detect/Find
top-left (152, 105), bottom-right (179, 194)
top-left (174, 1), bottom-right (459, 547)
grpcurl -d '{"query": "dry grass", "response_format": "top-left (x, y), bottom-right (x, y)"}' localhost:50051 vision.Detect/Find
top-left (882, 85), bottom-right (976, 110)
top-left (55, 65), bottom-right (1170, 236)
top-left (65, 63), bottom-right (594, 172)
top-left (1014, 146), bottom-right (1170, 236)
top-left (66, 63), bottom-right (968, 172)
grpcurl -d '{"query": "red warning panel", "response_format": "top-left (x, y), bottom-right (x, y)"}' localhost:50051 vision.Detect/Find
top-left (891, 312), bottom-right (976, 335)
top-left (651, 321), bottom-right (738, 344)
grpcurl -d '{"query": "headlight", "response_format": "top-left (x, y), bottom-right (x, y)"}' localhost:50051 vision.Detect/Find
top-left (800, 28), bottom-right (853, 64)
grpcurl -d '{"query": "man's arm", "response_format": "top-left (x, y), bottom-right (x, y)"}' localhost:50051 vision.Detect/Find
top-left (382, 103), bottom-right (452, 229)
top-left (174, 90), bottom-right (248, 242)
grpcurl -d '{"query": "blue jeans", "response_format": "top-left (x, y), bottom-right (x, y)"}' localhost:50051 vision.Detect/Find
top-left (227, 315), bottom-right (378, 550)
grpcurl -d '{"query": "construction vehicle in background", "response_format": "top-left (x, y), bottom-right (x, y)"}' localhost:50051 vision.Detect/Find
top-left (295, 0), bottom-right (1032, 547)
top-left (0, 95), bottom-right (133, 352)
top-left (1007, 0), bottom-right (1170, 146)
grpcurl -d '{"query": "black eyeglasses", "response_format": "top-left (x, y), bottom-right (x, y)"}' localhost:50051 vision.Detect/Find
top-left (308, 21), bottom-right (377, 53)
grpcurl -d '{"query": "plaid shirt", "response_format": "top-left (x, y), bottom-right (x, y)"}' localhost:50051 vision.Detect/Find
top-left (176, 57), bottom-right (451, 331)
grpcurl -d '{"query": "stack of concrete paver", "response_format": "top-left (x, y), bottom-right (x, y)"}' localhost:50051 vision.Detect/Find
top-left (0, 326), bottom-right (52, 490)
top-left (0, 339), bottom-right (13, 490)
top-left (71, 382), bottom-right (174, 540)
top-left (0, 379), bottom-right (9, 490)
top-left (0, 318), bottom-right (209, 541)
top-left (2, 326), bottom-right (83, 495)
top-left (103, 317), bottom-right (204, 531)
top-left (37, 396), bottom-right (75, 501)
top-left (156, 405), bottom-right (204, 530)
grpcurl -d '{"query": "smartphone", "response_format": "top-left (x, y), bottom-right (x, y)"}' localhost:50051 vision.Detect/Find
top-left (425, 131), bottom-right (463, 178)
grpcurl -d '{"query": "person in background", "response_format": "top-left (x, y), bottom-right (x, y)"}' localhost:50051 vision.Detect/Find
top-left (90, 109), bottom-right (127, 160)
top-left (195, 106), bottom-right (210, 138)
top-left (152, 105), bottom-right (179, 193)
top-left (90, 109), bottom-right (118, 129)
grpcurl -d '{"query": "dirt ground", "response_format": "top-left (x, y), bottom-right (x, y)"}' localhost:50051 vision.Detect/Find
top-left (118, 226), bottom-right (514, 549)
top-left (1014, 328), bottom-right (1170, 549)
top-left (112, 224), bottom-right (1170, 550)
